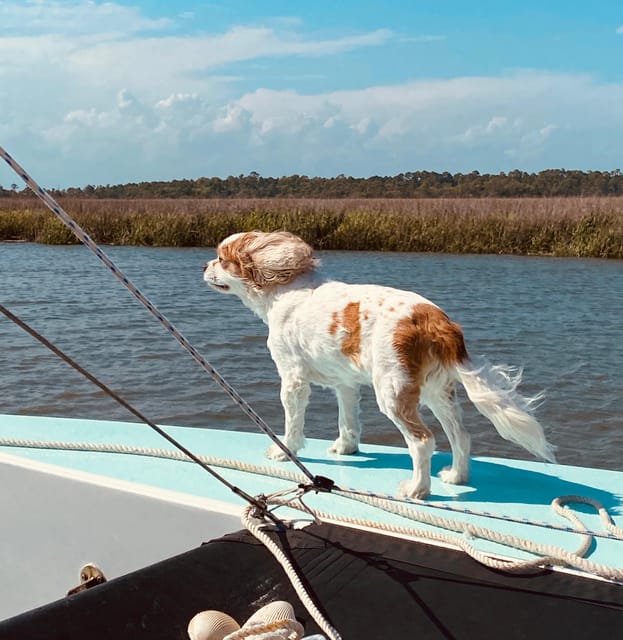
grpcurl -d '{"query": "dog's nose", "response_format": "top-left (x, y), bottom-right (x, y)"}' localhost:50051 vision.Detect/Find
top-left (202, 262), bottom-right (209, 272)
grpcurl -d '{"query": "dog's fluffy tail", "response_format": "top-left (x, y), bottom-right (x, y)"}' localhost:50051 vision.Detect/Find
top-left (456, 356), bottom-right (556, 462)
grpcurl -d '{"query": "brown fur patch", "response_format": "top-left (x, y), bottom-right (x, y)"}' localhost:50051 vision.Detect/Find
top-left (218, 231), bottom-right (317, 288)
top-left (217, 235), bottom-right (248, 278)
top-left (390, 303), bottom-right (466, 442)
top-left (341, 302), bottom-right (362, 365)
top-left (396, 384), bottom-right (434, 441)
top-left (393, 303), bottom-right (468, 382)
top-left (328, 311), bottom-right (340, 336)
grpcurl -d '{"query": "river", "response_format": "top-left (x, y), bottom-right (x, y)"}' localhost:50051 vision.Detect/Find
top-left (1, 242), bottom-right (621, 470)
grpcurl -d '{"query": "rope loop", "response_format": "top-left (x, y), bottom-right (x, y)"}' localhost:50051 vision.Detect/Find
top-left (298, 475), bottom-right (336, 495)
top-left (242, 507), bottom-right (342, 640)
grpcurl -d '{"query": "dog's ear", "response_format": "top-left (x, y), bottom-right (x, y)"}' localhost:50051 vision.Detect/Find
top-left (239, 231), bottom-right (318, 288)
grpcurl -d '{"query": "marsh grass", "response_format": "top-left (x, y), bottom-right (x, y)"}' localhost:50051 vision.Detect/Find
top-left (1, 196), bottom-right (622, 258)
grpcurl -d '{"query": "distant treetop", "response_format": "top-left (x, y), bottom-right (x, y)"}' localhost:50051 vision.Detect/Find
top-left (2, 168), bottom-right (622, 199)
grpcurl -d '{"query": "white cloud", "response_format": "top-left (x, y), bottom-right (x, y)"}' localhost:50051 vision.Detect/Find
top-left (0, 3), bottom-right (398, 187)
top-left (1, 2), bottom-right (622, 188)
top-left (212, 104), bottom-right (248, 133)
top-left (459, 116), bottom-right (513, 143)
top-left (0, 11), bottom-right (393, 113)
top-left (504, 124), bottom-right (558, 161)
top-left (0, 0), bottom-right (171, 35)
top-left (13, 70), bottom-right (619, 187)
top-left (61, 26), bottom-right (391, 87)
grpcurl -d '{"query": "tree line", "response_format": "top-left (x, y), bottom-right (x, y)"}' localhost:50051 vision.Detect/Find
top-left (2, 168), bottom-right (623, 199)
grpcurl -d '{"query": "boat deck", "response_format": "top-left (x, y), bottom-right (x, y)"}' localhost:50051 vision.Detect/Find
top-left (1, 413), bottom-right (621, 579)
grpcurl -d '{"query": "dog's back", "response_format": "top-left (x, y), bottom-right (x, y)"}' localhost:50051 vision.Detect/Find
top-left (267, 281), bottom-right (463, 380)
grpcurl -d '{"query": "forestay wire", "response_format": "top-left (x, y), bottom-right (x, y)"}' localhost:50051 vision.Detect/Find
top-left (0, 145), bottom-right (316, 484)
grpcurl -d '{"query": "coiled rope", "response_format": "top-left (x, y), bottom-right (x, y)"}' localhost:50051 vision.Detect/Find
top-left (242, 506), bottom-right (342, 640)
top-left (324, 492), bottom-right (623, 580)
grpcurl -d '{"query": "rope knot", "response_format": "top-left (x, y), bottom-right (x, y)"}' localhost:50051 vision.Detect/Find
top-left (299, 475), bottom-right (335, 494)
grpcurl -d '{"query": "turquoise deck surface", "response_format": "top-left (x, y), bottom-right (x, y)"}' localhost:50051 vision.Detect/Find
top-left (1, 413), bottom-right (622, 575)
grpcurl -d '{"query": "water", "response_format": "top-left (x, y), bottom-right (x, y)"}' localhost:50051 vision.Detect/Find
top-left (1, 242), bottom-right (622, 471)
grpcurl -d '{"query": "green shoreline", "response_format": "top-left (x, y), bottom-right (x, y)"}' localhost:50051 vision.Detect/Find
top-left (1, 197), bottom-right (622, 258)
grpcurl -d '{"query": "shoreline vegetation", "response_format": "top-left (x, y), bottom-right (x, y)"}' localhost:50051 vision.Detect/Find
top-left (1, 196), bottom-right (622, 258)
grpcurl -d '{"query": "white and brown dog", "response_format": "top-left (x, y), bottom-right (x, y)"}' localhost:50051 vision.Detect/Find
top-left (203, 231), bottom-right (555, 498)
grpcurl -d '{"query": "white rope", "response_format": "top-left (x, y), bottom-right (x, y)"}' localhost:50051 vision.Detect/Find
top-left (339, 485), bottom-right (623, 541)
top-left (241, 506), bottom-right (342, 640)
top-left (241, 490), bottom-right (622, 638)
top-left (0, 437), bottom-right (307, 484)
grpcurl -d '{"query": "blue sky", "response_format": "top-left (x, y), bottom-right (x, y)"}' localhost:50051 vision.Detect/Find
top-left (1, 1), bottom-right (622, 188)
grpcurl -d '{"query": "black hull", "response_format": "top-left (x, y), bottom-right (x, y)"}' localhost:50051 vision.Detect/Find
top-left (1, 522), bottom-right (621, 639)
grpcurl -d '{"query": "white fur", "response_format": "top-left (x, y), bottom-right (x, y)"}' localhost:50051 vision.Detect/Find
top-left (203, 231), bottom-right (555, 499)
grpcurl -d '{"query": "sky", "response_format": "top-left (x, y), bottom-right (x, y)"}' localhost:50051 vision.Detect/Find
top-left (1, 1), bottom-right (623, 188)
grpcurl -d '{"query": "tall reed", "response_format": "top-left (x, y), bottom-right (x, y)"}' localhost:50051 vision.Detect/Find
top-left (1, 197), bottom-right (622, 258)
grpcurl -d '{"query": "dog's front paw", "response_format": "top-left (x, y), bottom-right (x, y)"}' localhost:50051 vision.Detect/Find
top-left (439, 466), bottom-right (469, 485)
top-left (398, 479), bottom-right (430, 500)
top-left (328, 437), bottom-right (359, 455)
top-left (265, 439), bottom-right (303, 462)
top-left (265, 443), bottom-right (291, 461)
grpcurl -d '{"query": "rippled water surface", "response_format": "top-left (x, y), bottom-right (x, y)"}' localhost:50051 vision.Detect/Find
top-left (1, 242), bottom-right (622, 470)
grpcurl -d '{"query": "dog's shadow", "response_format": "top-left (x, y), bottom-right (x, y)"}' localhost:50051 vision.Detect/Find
top-left (298, 450), bottom-right (622, 513)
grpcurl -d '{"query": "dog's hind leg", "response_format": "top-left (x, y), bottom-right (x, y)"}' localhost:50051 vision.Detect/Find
top-left (374, 375), bottom-right (435, 499)
top-left (328, 385), bottom-right (361, 455)
top-left (423, 380), bottom-right (470, 485)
